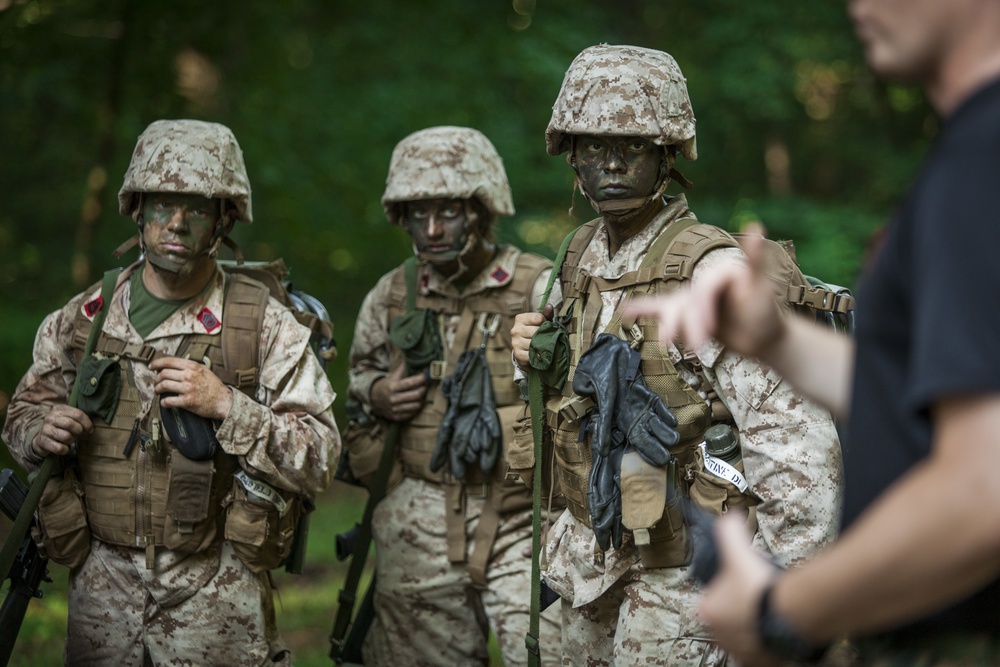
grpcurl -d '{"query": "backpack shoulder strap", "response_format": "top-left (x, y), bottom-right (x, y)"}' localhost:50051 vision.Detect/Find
top-left (217, 272), bottom-right (270, 396)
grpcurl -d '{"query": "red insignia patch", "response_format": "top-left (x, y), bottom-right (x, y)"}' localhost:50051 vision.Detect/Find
top-left (490, 267), bottom-right (510, 283)
top-left (84, 297), bottom-right (103, 318)
top-left (420, 274), bottom-right (430, 291)
top-left (197, 308), bottom-right (221, 332)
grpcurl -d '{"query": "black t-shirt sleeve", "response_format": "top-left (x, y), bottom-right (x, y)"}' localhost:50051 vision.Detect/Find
top-left (907, 137), bottom-right (1000, 415)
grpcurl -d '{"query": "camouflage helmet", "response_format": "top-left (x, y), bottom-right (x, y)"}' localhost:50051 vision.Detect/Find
top-left (545, 44), bottom-right (697, 162)
top-left (118, 119), bottom-right (253, 223)
top-left (382, 126), bottom-right (515, 225)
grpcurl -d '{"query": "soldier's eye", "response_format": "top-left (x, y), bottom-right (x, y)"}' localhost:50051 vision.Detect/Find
top-left (441, 205), bottom-right (462, 219)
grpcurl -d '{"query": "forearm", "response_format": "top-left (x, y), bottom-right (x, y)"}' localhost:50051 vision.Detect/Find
top-left (760, 315), bottom-right (854, 420)
top-left (776, 396), bottom-right (1000, 640)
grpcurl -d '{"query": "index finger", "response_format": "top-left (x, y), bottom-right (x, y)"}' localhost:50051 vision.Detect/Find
top-left (149, 356), bottom-right (197, 372)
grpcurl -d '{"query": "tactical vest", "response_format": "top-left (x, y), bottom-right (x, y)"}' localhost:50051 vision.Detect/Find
top-left (386, 248), bottom-right (549, 490)
top-left (547, 201), bottom-right (720, 532)
top-left (67, 271), bottom-right (270, 561)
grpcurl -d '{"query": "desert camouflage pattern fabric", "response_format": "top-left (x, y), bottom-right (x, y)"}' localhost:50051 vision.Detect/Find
top-left (361, 477), bottom-right (561, 667)
top-left (539, 199), bottom-right (843, 664)
top-left (545, 44), bottom-right (697, 161)
top-left (118, 119), bottom-right (253, 223)
top-left (381, 126), bottom-right (515, 225)
top-left (66, 539), bottom-right (288, 666)
top-left (3, 261), bottom-right (341, 662)
top-left (348, 246), bottom-right (560, 666)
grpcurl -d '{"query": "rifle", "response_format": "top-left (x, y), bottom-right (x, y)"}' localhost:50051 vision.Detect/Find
top-left (0, 469), bottom-right (52, 667)
top-left (0, 268), bottom-right (119, 665)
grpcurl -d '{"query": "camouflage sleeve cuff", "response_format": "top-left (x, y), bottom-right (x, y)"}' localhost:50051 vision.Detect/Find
top-left (20, 423), bottom-right (46, 467)
top-left (214, 388), bottom-right (266, 456)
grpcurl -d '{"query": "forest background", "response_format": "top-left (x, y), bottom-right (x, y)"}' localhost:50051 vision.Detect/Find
top-left (0, 0), bottom-right (934, 665)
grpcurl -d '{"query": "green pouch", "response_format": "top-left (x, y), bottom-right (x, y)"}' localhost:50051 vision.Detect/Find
top-left (76, 354), bottom-right (121, 424)
top-left (390, 309), bottom-right (442, 372)
top-left (528, 319), bottom-right (570, 390)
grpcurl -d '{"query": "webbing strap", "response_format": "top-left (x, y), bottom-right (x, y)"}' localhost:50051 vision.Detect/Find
top-left (0, 268), bottom-right (121, 583)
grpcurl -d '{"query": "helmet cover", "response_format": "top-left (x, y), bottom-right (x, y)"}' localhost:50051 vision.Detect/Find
top-left (382, 126), bottom-right (514, 225)
top-left (118, 119), bottom-right (253, 223)
top-left (545, 44), bottom-right (697, 161)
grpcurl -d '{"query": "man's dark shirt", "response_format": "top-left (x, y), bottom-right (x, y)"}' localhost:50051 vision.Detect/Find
top-left (845, 76), bottom-right (1000, 636)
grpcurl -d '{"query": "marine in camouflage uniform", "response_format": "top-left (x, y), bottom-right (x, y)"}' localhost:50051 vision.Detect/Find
top-left (3, 120), bottom-right (341, 666)
top-left (509, 45), bottom-right (844, 666)
top-left (345, 126), bottom-right (561, 666)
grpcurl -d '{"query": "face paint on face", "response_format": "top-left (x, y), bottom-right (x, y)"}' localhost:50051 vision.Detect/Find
top-left (141, 193), bottom-right (220, 271)
top-left (402, 197), bottom-right (473, 265)
top-left (573, 135), bottom-right (664, 204)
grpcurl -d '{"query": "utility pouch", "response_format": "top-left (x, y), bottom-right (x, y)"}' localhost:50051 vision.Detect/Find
top-left (224, 470), bottom-right (302, 573)
top-left (635, 491), bottom-right (691, 569)
top-left (528, 318), bottom-right (570, 391)
top-left (76, 355), bottom-right (121, 424)
top-left (33, 470), bottom-right (91, 569)
top-left (506, 406), bottom-right (536, 487)
top-left (160, 395), bottom-right (219, 461)
top-left (620, 450), bottom-right (668, 544)
top-left (389, 309), bottom-right (442, 373)
top-left (342, 419), bottom-right (403, 491)
top-left (163, 454), bottom-right (217, 553)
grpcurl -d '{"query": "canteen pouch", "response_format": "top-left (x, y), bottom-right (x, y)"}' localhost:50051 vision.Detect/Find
top-left (76, 355), bottom-right (121, 425)
top-left (162, 454), bottom-right (218, 553)
top-left (33, 471), bottom-right (91, 569)
top-left (389, 309), bottom-right (442, 373)
top-left (688, 444), bottom-right (753, 518)
top-left (225, 470), bottom-right (301, 573)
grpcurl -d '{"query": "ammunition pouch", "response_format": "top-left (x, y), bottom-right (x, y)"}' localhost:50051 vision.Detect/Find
top-left (162, 454), bottom-right (218, 554)
top-left (32, 469), bottom-right (91, 569)
top-left (389, 309), bottom-right (442, 373)
top-left (224, 470), bottom-right (302, 573)
top-left (76, 354), bottom-right (121, 425)
top-left (341, 418), bottom-right (403, 491)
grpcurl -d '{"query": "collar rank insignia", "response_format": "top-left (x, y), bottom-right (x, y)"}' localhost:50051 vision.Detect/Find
top-left (490, 267), bottom-right (510, 283)
top-left (197, 307), bottom-right (221, 333)
top-left (83, 297), bottom-right (103, 318)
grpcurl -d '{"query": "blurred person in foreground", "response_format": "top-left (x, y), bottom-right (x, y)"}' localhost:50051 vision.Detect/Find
top-left (343, 126), bottom-right (561, 666)
top-left (3, 119), bottom-right (341, 665)
top-left (627, 0), bottom-right (1000, 663)
top-left (509, 44), bottom-right (844, 666)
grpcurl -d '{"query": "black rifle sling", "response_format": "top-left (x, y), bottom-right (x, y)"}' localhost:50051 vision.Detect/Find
top-left (329, 257), bottom-right (418, 664)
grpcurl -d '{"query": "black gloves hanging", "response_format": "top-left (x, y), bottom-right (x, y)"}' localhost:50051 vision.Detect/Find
top-left (430, 317), bottom-right (503, 480)
top-left (572, 333), bottom-right (680, 550)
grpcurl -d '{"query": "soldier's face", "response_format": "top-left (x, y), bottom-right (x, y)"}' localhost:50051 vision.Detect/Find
top-left (402, 197), bottom-right (472, 264)
top-left (573, 135), bottom-right (664, 203)
top-left (141, 193), bottom-right (220, 266)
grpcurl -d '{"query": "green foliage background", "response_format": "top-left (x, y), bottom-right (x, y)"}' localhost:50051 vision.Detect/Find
top-left (0, 0), bottom-right (935, 664)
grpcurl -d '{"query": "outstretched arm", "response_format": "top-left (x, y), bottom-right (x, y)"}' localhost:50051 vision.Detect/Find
top-left (625, 225), bottom-right (854, 420)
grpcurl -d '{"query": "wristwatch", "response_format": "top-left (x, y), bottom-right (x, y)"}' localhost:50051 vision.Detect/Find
top-left (757, 578), bottom-right (829, 663)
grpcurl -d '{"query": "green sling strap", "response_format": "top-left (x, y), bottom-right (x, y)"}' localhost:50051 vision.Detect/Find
top-left (0, 268), bottom-right (121, 583)
top-left (525, 227), bottom-right (580, 666)
top-left (329, 257), bottom-right (419, 665)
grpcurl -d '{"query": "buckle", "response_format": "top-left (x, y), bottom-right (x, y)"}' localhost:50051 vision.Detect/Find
top-left (428, 360), bottom-right (447, 380)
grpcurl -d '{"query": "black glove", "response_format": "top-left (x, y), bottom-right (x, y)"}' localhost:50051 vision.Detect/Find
top-left (586, 442), bottom-right (625, 550)
top-left (430, 347), bottom-right (502, 479)
top-left (573, 334), bottom-right (680, 550)
top-left (573, 333), bottom-right (679, 466)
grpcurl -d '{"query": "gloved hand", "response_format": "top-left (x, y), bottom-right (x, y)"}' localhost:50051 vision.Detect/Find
top-left (431, 347), bottom-right (502, 479)
top-left (573, 333), bottom-right (679, 466)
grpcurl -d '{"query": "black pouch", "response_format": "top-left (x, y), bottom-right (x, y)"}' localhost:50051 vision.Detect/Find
top-left (160, 394), bottom-right (219, 461)
top-left (76, 355), bottom-right (121, 424)
top-left (389, 309), bottom-right (442, 372)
